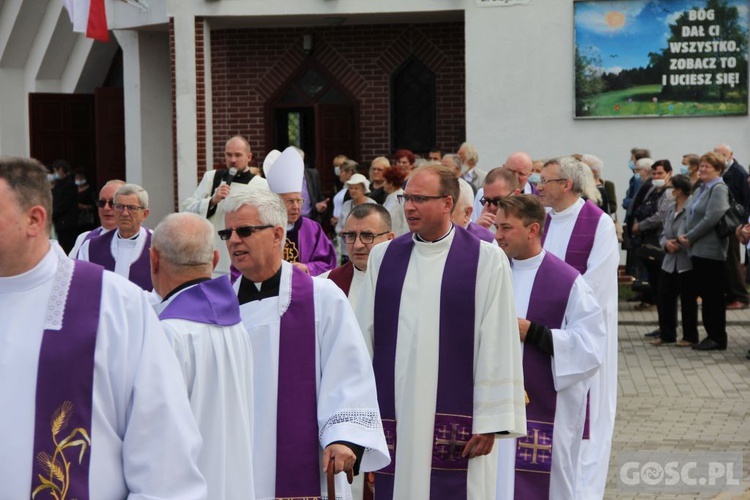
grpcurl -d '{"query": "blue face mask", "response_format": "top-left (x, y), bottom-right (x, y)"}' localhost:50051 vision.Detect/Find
top-left (628, 160), bottom-right (636, 171)
top-left (529, 173), bottom-right (541, 184)
top-left (680, 165), bottom-right (689, 175)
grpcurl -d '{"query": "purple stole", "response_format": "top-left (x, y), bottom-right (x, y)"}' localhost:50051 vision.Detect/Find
top-left (328, 261), bottom-right (354, 296)
top-left (541, 200), bottom-right (603, 274)
top-left (158, 276), bottom-right (241, 326)
top-left (284, 218), bottom-right (337, 277)
top-left (466, 221), bottom-right (495, 243)
top-left (541, 200), bottom-right (602, 439)
top-left (83, 227), bottom-right (104, 242)
top-left (373, 226), bottom-right (480, 498)
top-left (275, 266), bottom-right (321, 498)
top-left (514, 252), bottom-right (578, 498)
top-left (31, 259), bottom-right (103, 500)
top-left (87, 229), bottom-right (153, 290)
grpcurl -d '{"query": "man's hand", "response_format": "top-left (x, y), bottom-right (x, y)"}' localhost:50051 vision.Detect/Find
top-left (211, 183), bottom-right (231, 206)
top-left (517, 318), bottom-right (530, 342)
top-left (322, 443), bottom-right (356, 474)
top-left (632, 222), bottom-right (640, 235)
top-left (316, 198), bottom-right (330, 213)
top-left (292, 262), bottom-right (310, 274)
top-left (476, 210), bottom-right (496, 230)
top-left (737, 224), bottom-right (750, 245)
top-left (665, 239), bottom-right (680, 254)
top-left (677, 235), bottom-right (691, 248)
top-left (461, 433), bottom-right (495, 459)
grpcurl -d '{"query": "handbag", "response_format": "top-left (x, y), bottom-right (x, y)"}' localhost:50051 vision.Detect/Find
top-left (715, 188), bottom-right (746, 238)
top-left (635, 243), bottom-right (666, 262)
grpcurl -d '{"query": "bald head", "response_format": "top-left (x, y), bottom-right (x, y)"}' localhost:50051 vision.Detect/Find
top-left (713, 143), bottom-right (733, 164)
top-left (504, 152), bottom-right (533, 189)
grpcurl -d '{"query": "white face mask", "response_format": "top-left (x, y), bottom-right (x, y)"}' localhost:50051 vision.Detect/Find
top-left (75, 179), bottom-right (86, 186)
top-left (334, 166), bottom-right (341, 176)
top-left (652, 179), bottom-right (666, 188)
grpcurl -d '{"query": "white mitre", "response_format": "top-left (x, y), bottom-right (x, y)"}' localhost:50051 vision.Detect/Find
top-left (263, 147), bottom-right (304, 195)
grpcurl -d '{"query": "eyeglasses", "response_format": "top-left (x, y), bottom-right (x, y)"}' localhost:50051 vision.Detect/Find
top-left (340, 231), bottom-right (390, 244)
top-left (397, 194), bottom-right (448, 205)
top-left (114, 204), bottom-right (145, 212)
top-left (283, 198), bottom-right (304, 207)
top-left (218, 225), bottom-right (273, 240)
top-left (96, 199), bottom-right (115, 208)
top-left (537, 178), bottom-right (568, 187)
top-left (480, 196), bottom-right (504, 207)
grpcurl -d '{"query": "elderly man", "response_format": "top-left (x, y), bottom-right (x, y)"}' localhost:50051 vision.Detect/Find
top-left (503, 152), bottom-right (536, 195)
top-left (537, 157), bottom-right (619, 500)
top-left (264, 147), bottom-right (337, 276)
top-left (0, 157), bottom-right (206, 498)
top-left (452, 178), bottom-right (495, 243)
top-left (183, 136), bottom-right (270, 276)
top-left (441, 153), bottom-right (463, 177)
top-left (223, 188), bottom-right (389, 499)
top-left (151, 212), bottom-right (255, 499)
top-left (77, 183), bottom-right (153, 290)
top-left (458, 142), bottom-right (486, 194)
top-left (69, 179), bottom-right (125, 257)
top-left (493, 195), bottom-right (605, 500)
top-left (357, 164), bottom-right (526, 499)
top-left (714, 143), bottom-right (750, 310)
top-left (474, 168), bottom-right (521, 229)
top-left (322, 203), bottom-right (394, 311)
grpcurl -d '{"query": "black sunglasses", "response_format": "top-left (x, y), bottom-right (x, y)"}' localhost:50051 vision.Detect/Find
top-left (96, 199), bottom-right (115, 208)
top-left (218, 225), bottom-right (273, 240)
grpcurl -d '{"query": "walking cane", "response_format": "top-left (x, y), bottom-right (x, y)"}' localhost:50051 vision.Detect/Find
top-left (326, 457), bottom-right (354, 499)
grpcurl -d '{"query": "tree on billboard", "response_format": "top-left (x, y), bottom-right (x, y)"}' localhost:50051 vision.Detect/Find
top-left (575, 46), bottom-right (606, 115)
top-left (656, 0), bottom-right (748, 101)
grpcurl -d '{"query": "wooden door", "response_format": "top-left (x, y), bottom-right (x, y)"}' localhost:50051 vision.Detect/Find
top-left (316, 103), bottom-right (357, 195)
top-left (94, 87), bottom-right (125, 188)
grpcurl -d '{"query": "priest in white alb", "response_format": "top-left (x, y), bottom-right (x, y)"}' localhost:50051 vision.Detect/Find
top-left (223, 186), bottom-right (390, 500)
top-left (357, 164), bottom-right (527, 499)
top-left (493, 195), bottom-right (605, 500)
top-left (69, 179), bottom-right (125, 258)
top-left (537, 156), bottom-right (620, 499)
top-left (151, 212), bottom-right (255, 499)
top-left (0, 157), bottom-right (206, 498)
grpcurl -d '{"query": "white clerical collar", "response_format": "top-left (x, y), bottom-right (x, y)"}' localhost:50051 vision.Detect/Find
top-left (415, 224), bottom-right (454, 243)
top-left (117, 228), bottom-right (141, 240)
top-left (0, 242), bottom-right (56, 293)
top-left (511, 249), bottom-right (546, 270)
top-left (550, 197), bottom-right (584, 219)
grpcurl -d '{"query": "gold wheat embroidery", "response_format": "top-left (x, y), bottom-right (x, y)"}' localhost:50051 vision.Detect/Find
top-left (31, 401), bottom-right (91, 500)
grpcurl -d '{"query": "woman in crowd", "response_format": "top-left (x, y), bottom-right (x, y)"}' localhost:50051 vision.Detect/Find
top-left (651, 174), bottom-right (698, 347)
top-left (678, 152), bottom-right (731, 351)
top-left (74, 168), bottom-right (98, 234)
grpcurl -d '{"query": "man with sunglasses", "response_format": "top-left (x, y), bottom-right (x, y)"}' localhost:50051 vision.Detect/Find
top-left (357, 164), bottom-right (526, 499)
top-left (77, 183), bottom-right (154, 291)
top-left (68, 179), bottom-right (125, 258)
top-left (222, 188), bottom-right (390, 500)
top-left (322, 203), bottom-right (394, 312)
top-left (474, 167), bottom-right (520, 231)
top-left (538, 156), bottom-right (619, 500)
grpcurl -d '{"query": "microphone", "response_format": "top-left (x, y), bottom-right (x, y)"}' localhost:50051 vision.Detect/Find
top-left (225, 167), bottom-right (238, 186)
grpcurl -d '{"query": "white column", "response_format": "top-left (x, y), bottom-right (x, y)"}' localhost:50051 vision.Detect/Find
top-left (172, 11), bottom-right (198, 209)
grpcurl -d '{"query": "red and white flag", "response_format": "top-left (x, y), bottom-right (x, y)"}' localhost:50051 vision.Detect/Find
top-left (61, 0), bottom-right (109, 42)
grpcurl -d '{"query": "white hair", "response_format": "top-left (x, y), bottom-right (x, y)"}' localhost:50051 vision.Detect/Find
top-left (152, 213), bottom-right (214, 267)
top-left (456, 178), bottom-right (474, 210)
top-left (581, 153), bottom-right (604, 177)
top-left (222, 188), bottom-right (288, 240)
top-left (580, 162), bottom-right (602, 204)
top-left (114, 183), bottom-right (149, 208)
top-left (459, 142), bottom-right (479, 166)
top-left (635, 158), bottom-right (654, 171)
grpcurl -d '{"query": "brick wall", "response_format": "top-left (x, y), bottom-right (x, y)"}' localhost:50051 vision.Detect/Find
top-left (209, 22), bottom-right (465, 171)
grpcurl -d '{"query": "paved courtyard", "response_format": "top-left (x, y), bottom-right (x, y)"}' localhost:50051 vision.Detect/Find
top-left (605, 300), bottom-right (750, 499)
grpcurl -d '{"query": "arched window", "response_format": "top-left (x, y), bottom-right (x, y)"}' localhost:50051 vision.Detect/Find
top-left (391, 57), bottom-right (436, 153)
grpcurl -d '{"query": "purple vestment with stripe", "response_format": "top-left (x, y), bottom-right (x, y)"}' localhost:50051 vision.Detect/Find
top-left (86, 229), bottom-right (153, 290)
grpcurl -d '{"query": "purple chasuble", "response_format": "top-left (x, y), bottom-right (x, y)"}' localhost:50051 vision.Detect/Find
top-left (373, 226), bottom-right (480, 498)
top-left (541, 200), bottom-right (602, 438)
top-left (31, 259), bottom-right (103, 500)
top-left (158, 276), bottom-right (241, 326)
top-left (284, 217), bottom-right (337, 277)
top-left (275, 266), bottom-right (321, 498)
top-left (541, 200), bottom-right (603, 274)
top-left (87, 229), bottom-right (153, 290)
top-left (83, 227), bottom-right (104, 242)
top-left (466, 221), bottom-right (495, 243)
top-left (328, 261), bottom-right (354, 296)
top-left (514, 252), bottom-right (578, 499)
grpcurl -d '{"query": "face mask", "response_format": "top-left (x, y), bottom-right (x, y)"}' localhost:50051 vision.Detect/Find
top-left (75, 179), bottom-right (85, 186)
top-left (680, 165), bottom-right (689, 175)
top-left (652, 179), bottom-right (666, 188)
top-left (529, 173), bottom-right (541, 184)
top-left (726, 159), bottom-right (731, 168)
top-left (334, 166), bottom-right (341, 176)
top-left (628, 160), bottom-right (636, 171)
top-left (47, 174), bottom-right (55, 183)
top-left (53, 172), bottom-right (62, 181)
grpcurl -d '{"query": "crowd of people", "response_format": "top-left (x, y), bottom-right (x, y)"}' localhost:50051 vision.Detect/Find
top-left (1, 134), bottom-right (748, 499)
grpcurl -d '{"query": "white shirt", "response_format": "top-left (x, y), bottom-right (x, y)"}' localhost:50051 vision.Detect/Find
top-left (77, 226), bottom-right (151, 281)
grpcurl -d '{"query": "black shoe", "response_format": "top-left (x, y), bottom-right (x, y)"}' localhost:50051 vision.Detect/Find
top-left (627, 293), bottom-right (645, 303)
top-left (644, 329), bottom-right (661, 338)
top-left (692, 339), bottom-right (726, 351)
